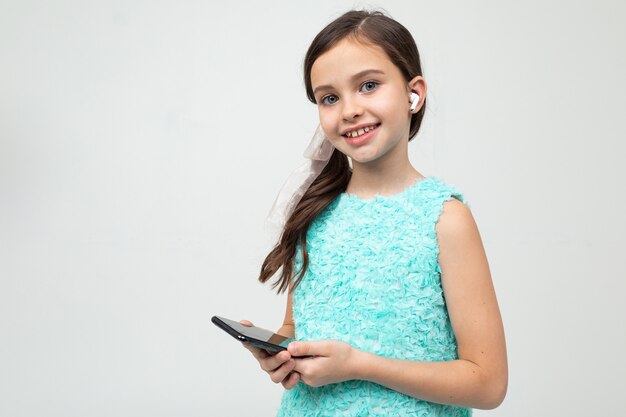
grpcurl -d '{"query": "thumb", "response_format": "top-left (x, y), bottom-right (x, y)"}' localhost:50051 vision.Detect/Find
top-left (288, 340), bottom-right (329, 357)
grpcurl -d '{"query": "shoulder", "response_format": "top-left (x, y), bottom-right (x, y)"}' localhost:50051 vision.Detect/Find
top-left (426, 178), bottom-right (476, 250)
top-left (435, 198), bottom-right (482, 259)
top-left (437, 197), bottom-right (473, 230)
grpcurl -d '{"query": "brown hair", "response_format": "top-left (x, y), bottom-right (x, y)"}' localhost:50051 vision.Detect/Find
top-left (258, 9), bottom-right (427, 294)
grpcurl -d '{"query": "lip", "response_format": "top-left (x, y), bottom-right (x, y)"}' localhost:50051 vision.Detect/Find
top-left (343, 124), bottom-right (380, 145)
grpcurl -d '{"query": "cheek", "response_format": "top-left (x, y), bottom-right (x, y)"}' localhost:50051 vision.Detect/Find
top-left (370, 99), bottom-right (398, 119)
top-left (318, 109), bottom-right (338, 134)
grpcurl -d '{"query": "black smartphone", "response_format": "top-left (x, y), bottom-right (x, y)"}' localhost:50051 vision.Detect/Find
top-left (211, 315), bottom-right (295, 354)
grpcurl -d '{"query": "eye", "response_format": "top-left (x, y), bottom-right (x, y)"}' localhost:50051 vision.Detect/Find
top-left (321, 95), bottom-right (339, 105)
top-left (360, 81), bottom-right (379, 92)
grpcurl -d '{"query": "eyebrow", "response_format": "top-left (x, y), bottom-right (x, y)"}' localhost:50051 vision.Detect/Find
top-left (313, 69), bottom-right (385, 95)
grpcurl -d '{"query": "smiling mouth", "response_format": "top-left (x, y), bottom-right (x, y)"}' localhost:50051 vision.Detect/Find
top-left (343, 123), bottom-right (380, 138)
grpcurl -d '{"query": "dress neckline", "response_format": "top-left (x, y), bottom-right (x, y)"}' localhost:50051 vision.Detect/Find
top-left (339, 176), bottom-right (431, 203)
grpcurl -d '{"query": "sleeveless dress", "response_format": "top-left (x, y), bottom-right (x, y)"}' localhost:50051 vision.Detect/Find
top-left (276, 176), bottom-right (472, 417)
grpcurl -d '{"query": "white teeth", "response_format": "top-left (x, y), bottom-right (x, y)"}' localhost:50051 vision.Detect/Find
top-left (345, 124), bottom-right (377, 138)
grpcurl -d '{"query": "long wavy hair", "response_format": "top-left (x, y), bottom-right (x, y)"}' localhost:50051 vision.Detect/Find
top-left (258, 10), bottom-right (427, 294)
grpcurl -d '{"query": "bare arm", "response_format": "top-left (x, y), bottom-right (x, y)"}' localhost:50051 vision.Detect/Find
top-left (277, 290), bottom-right (295, 338)
top-left (290, 199), bottom-right (508, 409)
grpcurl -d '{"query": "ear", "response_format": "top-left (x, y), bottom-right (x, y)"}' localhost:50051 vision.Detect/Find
top-left (407, 75), bottom-right (427, 112)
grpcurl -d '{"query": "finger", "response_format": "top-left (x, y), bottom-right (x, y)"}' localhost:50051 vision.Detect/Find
top-left (281, 371), bottom-right (300, 390)
top-left (292, 357), bottom-right (310, 375)
top-left (269, 358), bottom-right (296, 384)
top-left (260, 349), bottom-right (291, 372)
top-left (288, 340), bottom-right (329, 357)
top-left (239, 320), bottom-right (254, 327)
top-left (242, 343), bottom-right (270, 361)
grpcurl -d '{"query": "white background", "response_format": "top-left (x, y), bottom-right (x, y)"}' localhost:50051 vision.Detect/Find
top-left (1, 0), bottom-right (625, 416)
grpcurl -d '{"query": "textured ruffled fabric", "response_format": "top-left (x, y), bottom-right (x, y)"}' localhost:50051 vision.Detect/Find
top-left (276, 177), bottom-right (472, 417)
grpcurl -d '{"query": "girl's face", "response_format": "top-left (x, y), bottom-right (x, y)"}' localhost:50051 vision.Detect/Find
top-left (310, 38), bottom-right (422, 166)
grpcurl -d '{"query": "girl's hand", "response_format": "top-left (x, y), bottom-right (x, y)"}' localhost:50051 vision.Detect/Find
top-left (287, 340), bottom-right (358, 387)
top-left (239, 320), bottom-right (300, 390)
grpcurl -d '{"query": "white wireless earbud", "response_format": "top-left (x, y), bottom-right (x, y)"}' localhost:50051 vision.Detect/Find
top-left (409, 92), bottom-right (420, 113)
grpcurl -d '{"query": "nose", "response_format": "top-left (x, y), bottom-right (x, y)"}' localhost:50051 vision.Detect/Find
top-left (341, 96), bottom-right (363, 121)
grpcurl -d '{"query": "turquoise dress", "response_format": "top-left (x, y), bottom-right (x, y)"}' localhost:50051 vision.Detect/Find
top-left (276, 176), bottom-right (472, 417)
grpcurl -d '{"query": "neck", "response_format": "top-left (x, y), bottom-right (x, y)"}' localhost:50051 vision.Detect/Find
top-left (346, 145), bottom-right (423, 199)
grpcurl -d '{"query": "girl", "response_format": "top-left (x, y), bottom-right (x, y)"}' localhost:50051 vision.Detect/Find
top-left (241, 9), bottom-right (507, 416)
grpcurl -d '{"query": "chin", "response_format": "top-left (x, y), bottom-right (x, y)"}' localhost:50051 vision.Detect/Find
top-left (349, 152), bottom-right (381, 165)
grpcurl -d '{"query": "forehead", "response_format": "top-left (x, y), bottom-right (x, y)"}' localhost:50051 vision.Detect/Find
top-left (311, 38), bottom-right (399, 88)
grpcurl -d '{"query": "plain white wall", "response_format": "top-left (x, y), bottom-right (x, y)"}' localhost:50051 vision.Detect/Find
top-left (1, 0), bottom-right (625, 416)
